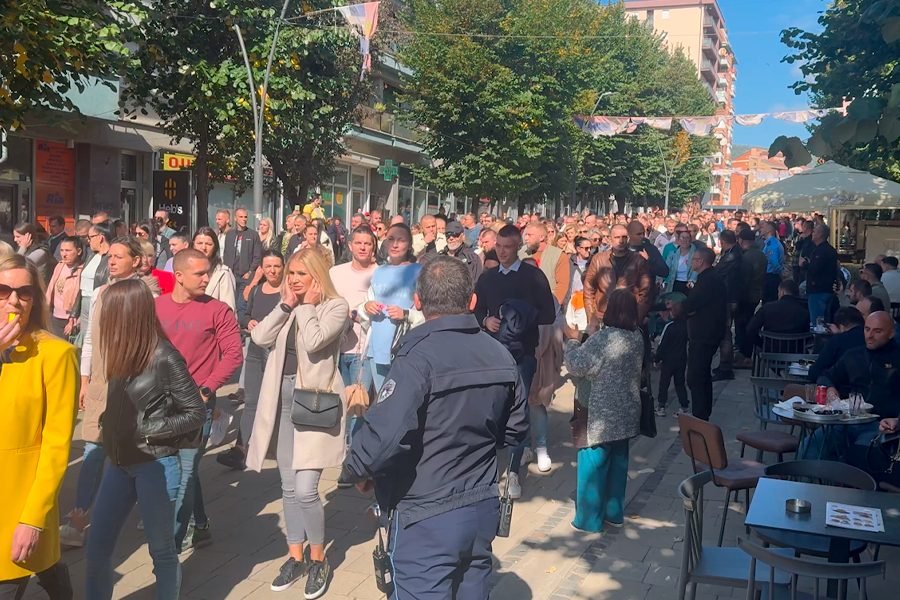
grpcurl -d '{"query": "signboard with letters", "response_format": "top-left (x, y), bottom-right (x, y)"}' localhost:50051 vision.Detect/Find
top-left (152, 170), bottom-right (192, 232)
top-left (161, 152), bottom-right (195, 171)
top-left (34, 139), bottom-right (76, 230)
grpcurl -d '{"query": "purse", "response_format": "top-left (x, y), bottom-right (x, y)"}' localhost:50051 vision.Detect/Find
top-left (290, 344), bottom-right (342, 430)
top-left (639, 386), bottom-right (657, 438)
top-left (345, 335), bottom-right (370, 418)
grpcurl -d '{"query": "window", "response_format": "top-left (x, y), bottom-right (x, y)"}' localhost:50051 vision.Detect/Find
top-left (645, 10), bottom-right (654, 27)
top-left (121, 153), bottom-right (137, 182)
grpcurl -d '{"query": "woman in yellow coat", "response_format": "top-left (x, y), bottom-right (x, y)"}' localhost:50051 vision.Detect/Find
top-left (0, 253), bottom-right (79, 597)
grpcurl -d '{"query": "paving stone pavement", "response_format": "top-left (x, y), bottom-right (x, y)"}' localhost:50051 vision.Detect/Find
top-left (36, 371), bottom-right (898, 599)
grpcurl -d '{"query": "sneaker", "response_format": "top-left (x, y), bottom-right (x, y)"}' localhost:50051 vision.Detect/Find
top-left (520, 447), bottom-right (535, 465)
top-left (229, 388), bottom-right (245, 406)
top-left (712, 370), bottom-right (735, 382)
top-left (676, 407), bottom-right (690, 416)
top-left (655, 406), bottom-right (667, 417)
top-left (216, 447), bottom-right (246, 470)
top-left (535, 447), bottom-right (552, 473)
top-left (604, 518), bottom-right (625, 529)
top-left (59, 524), bottom-right (84, 548)
top-left (191, 522), bottom-right (212, 549)
top-left (506, 473), bottom-right (522, 500)
top-left (304, 558), bottom-right (331, 599)
top-left (270, 556), bottom-right (309, 592)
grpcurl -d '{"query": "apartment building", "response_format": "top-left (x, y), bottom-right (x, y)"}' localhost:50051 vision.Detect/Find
top-left (625, 0), bottom-right (738, 207)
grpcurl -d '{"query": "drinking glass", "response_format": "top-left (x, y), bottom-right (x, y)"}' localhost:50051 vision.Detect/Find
top-left (804, 384), bottom-right (816, 404)
top-left (816, 316), bottom-right (825, 331)
top-left (848, 392), bottom-right (863, 417)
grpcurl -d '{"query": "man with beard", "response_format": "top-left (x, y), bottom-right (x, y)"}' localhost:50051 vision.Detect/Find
top-left (519, 222), bottom-right (571, 308)
top-left (436, 221), bottom-right (483, 282)
top-left (583, 224), bottom-right (651, 332)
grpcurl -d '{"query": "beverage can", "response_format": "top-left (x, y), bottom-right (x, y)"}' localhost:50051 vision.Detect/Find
top-left (816, 385), bottom-right (828, 405)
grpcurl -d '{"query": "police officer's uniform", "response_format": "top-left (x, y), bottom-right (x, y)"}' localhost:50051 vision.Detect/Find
top-left (341, 313), bottom-right (529, 599)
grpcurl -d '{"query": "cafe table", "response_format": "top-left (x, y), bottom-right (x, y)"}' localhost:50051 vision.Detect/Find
top-left (746, 477), bottom-right (900, 596)
top-left (771, 403), bottom-right (879, 459)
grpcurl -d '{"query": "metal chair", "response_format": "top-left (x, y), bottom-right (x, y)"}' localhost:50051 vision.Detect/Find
top-left (739, 377), bottom-right (800, 462)
top-left (753, 461), bottom-right (875, 561)
top-left (754, 352), bottom-right (818, 381)
top-left (739, 538), bottom-right (885, 600)
top-left (678, 414), bottom-right (766, 546)
top-left (758, 330), bottom-right (816, 355)
top-left (677, 472), bottom-right (793, 600)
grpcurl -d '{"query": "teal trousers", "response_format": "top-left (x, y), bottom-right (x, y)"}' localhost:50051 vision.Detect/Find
top-left (572, 439), bottom-right (629, 533)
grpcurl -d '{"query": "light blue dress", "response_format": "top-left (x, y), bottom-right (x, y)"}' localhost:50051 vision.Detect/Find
top-left (367, 263), bottom-right (422, 366)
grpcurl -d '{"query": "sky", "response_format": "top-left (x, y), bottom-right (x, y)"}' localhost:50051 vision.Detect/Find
top-left (717, 0), bottom-right (826, 148)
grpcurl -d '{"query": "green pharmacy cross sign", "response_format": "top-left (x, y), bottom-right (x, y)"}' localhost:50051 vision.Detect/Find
top-left (377, 159), bottom-right (399, 181)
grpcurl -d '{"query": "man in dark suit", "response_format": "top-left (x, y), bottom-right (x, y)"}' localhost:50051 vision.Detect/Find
top-left (713, 230), bottom-right (742, 381)
top-left (808, 306), bottom-right (866, 382)
top-left (746, 279), bottom-right (810, 351)
top-left (222, 207), bottom-right (262, 314)
top-left (682, 247), bottom-right (726, 421)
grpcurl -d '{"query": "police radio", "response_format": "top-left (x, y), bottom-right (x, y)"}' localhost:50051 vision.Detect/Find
top-left (371, 504), bottom-right (394, 596)
top-left (497, 456), bottom-right (515, 538)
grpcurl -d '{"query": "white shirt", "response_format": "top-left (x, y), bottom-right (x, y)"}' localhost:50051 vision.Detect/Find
top-left (499, 260), bottom-right (522, 275)
top-left (81, 254), bottom-right (101, 298)
top-left (881, 270), bottom-right (900, 303)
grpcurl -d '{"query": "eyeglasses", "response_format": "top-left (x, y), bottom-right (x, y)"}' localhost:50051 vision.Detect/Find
top-left (87, 233), bottom-right (100, 240)
top-left (0, 284), bottom-right (35, 302)
top-left (135, 230), bottom-right (149, 238)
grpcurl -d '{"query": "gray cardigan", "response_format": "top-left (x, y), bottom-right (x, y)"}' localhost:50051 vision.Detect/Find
top-left (564, 326), bottom-right (643, 446)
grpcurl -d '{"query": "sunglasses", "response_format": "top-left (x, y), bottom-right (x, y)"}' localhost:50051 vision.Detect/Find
top-left (578, 245), bottom-right (592, 251)
top-left (0, 284), bottom-right (35, 302)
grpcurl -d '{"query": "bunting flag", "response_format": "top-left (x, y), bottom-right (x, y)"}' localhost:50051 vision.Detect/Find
top-left (574, 106), bottom-right (844, 139)
top-left (336, 2), bottom-right (381, 80)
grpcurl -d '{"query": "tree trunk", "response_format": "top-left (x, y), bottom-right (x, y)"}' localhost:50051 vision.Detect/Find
top-left (195, 124), bottom-right (210, 230)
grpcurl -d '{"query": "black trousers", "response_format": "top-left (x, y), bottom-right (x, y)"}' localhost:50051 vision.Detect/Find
top-left (734, 299), bottom-right (758, 357)
top-left (717, 303), bottom-right (736, 372)
top-left (687, 341), bottom-right (718, 421)
top-left (763, 273), bottom-right (781, 304)
top-left (0, 562), bottom-right (72, 600)
top-left (657, 360), bottom-right (688, 410)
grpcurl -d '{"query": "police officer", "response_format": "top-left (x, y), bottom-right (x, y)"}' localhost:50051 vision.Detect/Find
top-left (340, 256), bottom-right (529, 599)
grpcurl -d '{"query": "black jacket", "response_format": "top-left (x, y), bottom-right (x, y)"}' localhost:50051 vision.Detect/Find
top-left (341, 314), bottom-right (529, 527)
top-left (102, 340), bottom-right (206, 467)
top-left (631, 239), bottom-right (669, 280)
top-left (654, 317), bottom-right (688, 367)
top-left (740, 246), bottom-right (767, 305)
top-left (682, 268), bottom-right (727, 344)
top-left (746, 295), bottom-right (810, 349)
top-left (223, 227), bottom-right (262, 279)
top-left (92, 254), bottom-right (110, 291)
top-left (715, 244), bottom-right (743, 305)
top-left (437, 244), bottom-right (483, 283)
top-left (805, 240), bottom-right (839, 294)
top-left (818, 339), bottom-right (900, 418)
top-left (808, 326), bottom-right (865, 383)
top-left (496, 299), bottom-right (539, 363)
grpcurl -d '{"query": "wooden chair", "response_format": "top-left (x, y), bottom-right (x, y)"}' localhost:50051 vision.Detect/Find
top-left (739, 538), bottom-right (885, 600)
top-left (739, 377), bottom-right (800, 462)
top-left (677, 472), bottom-right (792, 600)
top-left (753, 461), bottom-right (875, 562)
top-left (678, 414), bottom-right (766, 546)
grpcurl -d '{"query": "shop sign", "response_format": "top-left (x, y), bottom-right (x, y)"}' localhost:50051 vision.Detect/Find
top-left (162, 152), bottom-right (195, 171)
top-left (152, 170), bottom-right (192, 231)
top-left (34, 139), bottom-right (76, 228)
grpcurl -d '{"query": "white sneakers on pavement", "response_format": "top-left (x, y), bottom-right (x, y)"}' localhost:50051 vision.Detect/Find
top-left (506, 473), bottom-right (522, 499)
top-left (59, 524), bottom-right (85, 548)
top-left (535, 447), bottom-right (552, 473)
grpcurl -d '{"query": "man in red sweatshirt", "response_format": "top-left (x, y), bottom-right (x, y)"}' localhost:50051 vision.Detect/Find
top-left (156, 248), bottom-right (243, 552)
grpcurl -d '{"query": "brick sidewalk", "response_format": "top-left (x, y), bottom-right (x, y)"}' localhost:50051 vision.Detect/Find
top-left (40, 372), bottom-right (898, 599)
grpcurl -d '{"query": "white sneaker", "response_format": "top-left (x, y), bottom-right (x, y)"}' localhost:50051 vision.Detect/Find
top-left (59, 524), bottom-right (85, 548)
top-left (536, 447), bottom-right (552, 473)
top-left (506, 473), bottom-right (522, 500)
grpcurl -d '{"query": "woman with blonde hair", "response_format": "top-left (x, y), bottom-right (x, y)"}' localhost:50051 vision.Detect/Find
top-left (0, 253), bottom-right (78, 598)
top-left (258, 217), bottom-right (276, 251)
top-left (85, 279), bottom-right (205, 600)
top-left (246, 248), bottom-right (349, 598)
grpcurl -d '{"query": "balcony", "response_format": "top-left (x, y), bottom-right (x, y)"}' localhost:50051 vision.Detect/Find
top-left (358, 105), bottom-right (420, 142)
top-left (715, 90), bottom-right (727, 104)
top-left (703, 13), bottom-right (719, 31)
top-left (702, 35), bottom-right (719, 59)
top-left (718, 56), bottom-right (730, 71)
top-left (717, 75), bottom-right (728, 89)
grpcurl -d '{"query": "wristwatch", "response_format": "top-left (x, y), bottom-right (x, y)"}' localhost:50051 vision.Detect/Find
top-left (280, 302), bottom-right (294, 313)
top-left (199, 386), bottom-right (212, 398)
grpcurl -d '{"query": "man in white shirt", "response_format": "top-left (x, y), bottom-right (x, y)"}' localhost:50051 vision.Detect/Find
top-left (878, 255), bottom-right (900, 304)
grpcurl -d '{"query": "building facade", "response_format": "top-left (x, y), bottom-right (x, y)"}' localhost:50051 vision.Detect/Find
top-left (729, 147), bottom-right (805, 206)
top-left (625, 0), bottom-right (738, 207)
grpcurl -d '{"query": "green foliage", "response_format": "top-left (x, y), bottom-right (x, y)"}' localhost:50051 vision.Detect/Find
top-left (400, 0), bottom-right (714, 211)
top-left (0, 0), bottom-right (143, 128)
top-left (782, 0), bottom-right (900, 180)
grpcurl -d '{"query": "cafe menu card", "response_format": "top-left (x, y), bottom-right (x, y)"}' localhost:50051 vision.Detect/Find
top-left (825, 502), bottom-right (885, 533)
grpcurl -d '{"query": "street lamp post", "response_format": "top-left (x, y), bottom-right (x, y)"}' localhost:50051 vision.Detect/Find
top-left (656, 138), bottom-right (672, 213)
top-left (234, 0), bottom-right (292, 222)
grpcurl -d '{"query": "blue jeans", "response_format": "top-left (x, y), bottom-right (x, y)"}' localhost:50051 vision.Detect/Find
top-left (174, 399), bottom-right (214, 549)
top-left (85, 456), bottom-right (181, 600)
top-left (370, 361), bottom-right (392, 395)
top-left (799, 421), bottom-right (880, 461)
top-left (572, 440), bottom-right (629, 533)
top-left (340, 353), bottom-right (372, 444)
top-left (74, 441), bottom-right (106, 512)
top-left (509, 356), bottom-right (538, 475)
top-left (807, 292), bottom-right (833, 327)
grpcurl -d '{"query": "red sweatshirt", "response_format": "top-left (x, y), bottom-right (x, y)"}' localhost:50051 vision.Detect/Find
top-left (155, 294), bottom-right (243, 393)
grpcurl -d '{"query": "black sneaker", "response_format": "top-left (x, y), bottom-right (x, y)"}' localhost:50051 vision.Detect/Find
top-left (304, 558), bottom-right (331, 599)
top-left (216, 447), bottom-right (246, 470)
top-left (191, 522), bottom-right (212, 549)
top-left (271, 556), bottom-right (309, 592)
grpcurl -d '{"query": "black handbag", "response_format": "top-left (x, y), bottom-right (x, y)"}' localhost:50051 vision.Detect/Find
top-left (290, 347), bottom-right (342, 430)
top-left (639, 387), bottom-right (657, 438)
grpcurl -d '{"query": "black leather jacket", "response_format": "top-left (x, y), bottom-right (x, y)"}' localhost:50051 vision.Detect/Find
top-left (102, 340), bottom-right (206, 466)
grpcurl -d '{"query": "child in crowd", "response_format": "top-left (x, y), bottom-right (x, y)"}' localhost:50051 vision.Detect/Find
top-left (654, 292), bottom-right (689, 417)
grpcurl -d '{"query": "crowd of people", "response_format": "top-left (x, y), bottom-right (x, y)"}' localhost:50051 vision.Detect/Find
top-left (2, 200), bottom-right (899, 599)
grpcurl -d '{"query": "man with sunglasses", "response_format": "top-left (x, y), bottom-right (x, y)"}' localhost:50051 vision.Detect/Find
top-left (439, 221), bottom-right (482, 282)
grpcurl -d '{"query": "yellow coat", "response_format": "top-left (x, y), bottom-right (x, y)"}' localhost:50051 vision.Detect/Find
top-left (0, 331), bottom-right (79, 580)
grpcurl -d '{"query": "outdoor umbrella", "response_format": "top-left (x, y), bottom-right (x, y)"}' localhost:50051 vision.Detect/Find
top-left (742, 161), bottom-right (900, 213)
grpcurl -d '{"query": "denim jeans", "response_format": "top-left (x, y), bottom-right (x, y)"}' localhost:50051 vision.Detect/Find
top-left (799, 421), bottom-right (880, 461)
top-left (86, 456), bottom-right (181, 600)
top-left (509, 355), bottom-right (538, 474)
top-left (340, 353), bottom-right (372, 444)
top-left (238, 343), bottom-right (268, 447)
top-left (807, 292), bottom-right (833, 327)
top-left (369, 361), bottom-right (392, 394)
top-left (74, 441), bottom-right (106, 513)
top-left (174, 398), bottom-right (214, 549)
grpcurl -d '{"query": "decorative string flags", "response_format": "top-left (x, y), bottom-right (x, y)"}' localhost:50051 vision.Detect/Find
top-left (574, 107), bottom-right (845, 138)
top-left (336, 2), bottom-right (381, 80)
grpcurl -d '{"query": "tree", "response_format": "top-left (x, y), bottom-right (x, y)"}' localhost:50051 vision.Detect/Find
top-left (121, 1), bottom-right (367, 221)
top-left (781, 0), bottom-right (900, 179)
top-left (0, 0), bottom-right (142, 129)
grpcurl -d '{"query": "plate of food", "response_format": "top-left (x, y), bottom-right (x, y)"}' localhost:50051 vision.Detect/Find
top-left (791, 401), bottom-right (846, 422)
